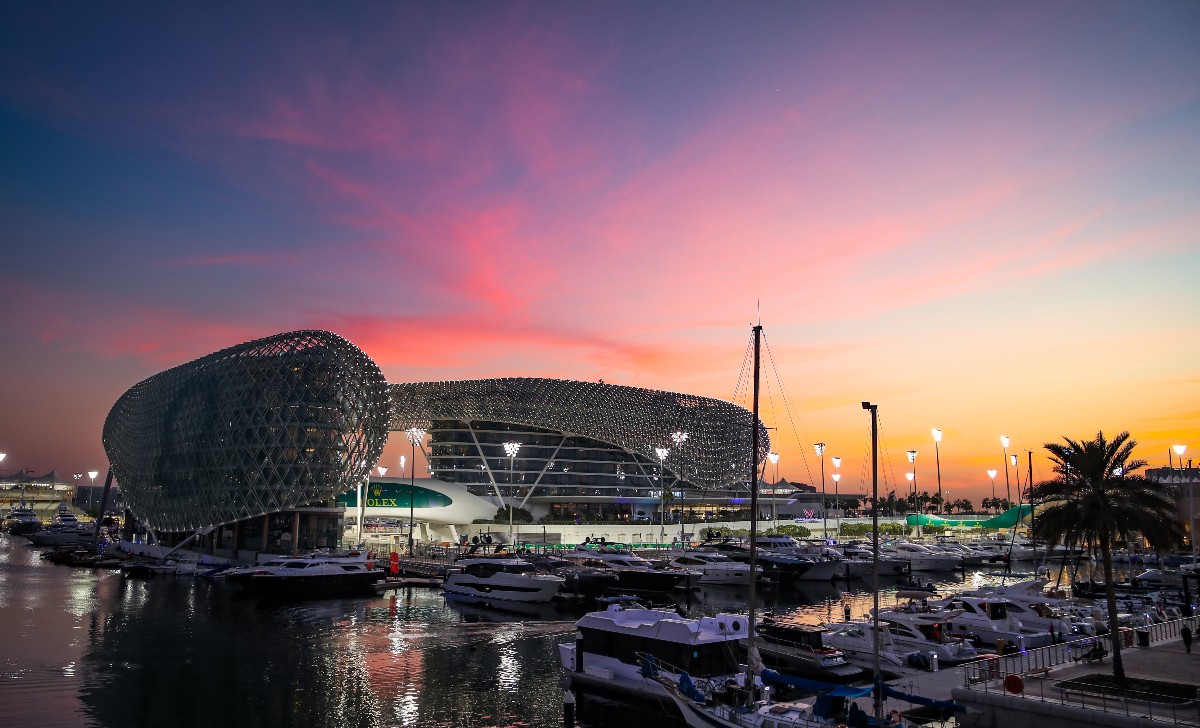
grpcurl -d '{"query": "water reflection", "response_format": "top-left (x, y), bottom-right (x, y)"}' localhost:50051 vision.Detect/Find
top-left (0, 533), bottom-right (1119, 728)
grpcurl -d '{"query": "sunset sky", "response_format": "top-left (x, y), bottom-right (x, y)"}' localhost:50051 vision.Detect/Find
top-left (1, 2), bottom-right (1196, 506)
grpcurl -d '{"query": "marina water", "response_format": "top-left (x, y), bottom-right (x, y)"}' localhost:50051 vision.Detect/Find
top-left (1, 536), bottom-right (1090, 728)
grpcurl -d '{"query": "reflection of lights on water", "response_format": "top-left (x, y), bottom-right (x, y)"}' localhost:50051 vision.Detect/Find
top-left (497, 645), bottom-right (521, 692)
top-left (393, 687), bottom-right (420, 725)
top-left (63, 662), bottom-right (76, 676)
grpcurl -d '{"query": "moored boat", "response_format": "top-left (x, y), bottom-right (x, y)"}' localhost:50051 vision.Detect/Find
top-left (443, 556), bottom-right (564, 603)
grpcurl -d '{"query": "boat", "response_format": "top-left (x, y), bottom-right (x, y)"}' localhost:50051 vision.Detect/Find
top-left (871, 612), bottom-right (980, 665)
top-left (920, 594), bottom-right (1055, 649)
top-left (819, 620), bottom-right (920, 676)
top-left (226, 552), bottom-right (384, 597)
top-left (443, 556), bottom-right (564, 603)
top-left (879, 542), bottom-right (964, 571)
top-left (754, 617), bottom-right (865, 682)
top-left (3, 505), bottom-right (42, 535)
top-left (567, 546), bottom-right (688, 593)
top-left (24, 524), bottom-right (95, 548)
top-left (665, 551), bottom-right (760, 586)
top-left (526, 554), bottom-right (620, 597)
top-left (559, 595), bottom-right (749, 701)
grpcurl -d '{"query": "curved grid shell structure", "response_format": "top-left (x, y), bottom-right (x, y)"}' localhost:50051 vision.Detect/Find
top-left (389, 378), bottom-right (769, 491)
top-left (102, 330), bottom-right (390, 532)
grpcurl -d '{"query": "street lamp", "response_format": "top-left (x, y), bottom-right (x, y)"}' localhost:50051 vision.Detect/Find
top-left (831, 472), bottom-right (842, 536)
top-left (932, 429), bottom-right (943, 515)
top-left (399, 455), bottom-right (406, 477)
top-left (73, 473), bottom-right (83, 510)
top-left (986, 469), bottom-right (998, 514)
top-left (655, 446), bottom-right (670, 542)
top-left (814, 443), bottom-right (827, 537)
top-left (1001, 435), bottom-right (1012, 508)
top-left (905, 450), bottom-right (918, 511)
top-left (406, 427), bottom-right (426, 556)
top-left (88, 471), bottom-right (98, 513)
top-left (831, 456), bottom-right (842, 536)
top-left (671, 430), bottom-right (689, 542)
top-left (1176, 444), bottom-right (1192, 565)
top-left (767, 452), bottom-right (780, 527)
top-left (1009, 454), bottom-right (1019, 510)
top-left (504, 441), bottom-right (521, 547)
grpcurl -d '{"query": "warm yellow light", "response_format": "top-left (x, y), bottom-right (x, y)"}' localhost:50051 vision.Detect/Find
top-left (831, 473), bottom-right (841, 482)
top-left (987, 469), bottom-right (997, 479)
top-left (813, 443), bottom-right (826, 456)
top-left (906, 450), bottom-right (917, 462)
top-left (932, 428), bottom-right (942, 442)
top-left (1174, 444), bottom-right (1187, 456)
top-left (1000, 435), bottom-right (1010, 448)
top-left (831, 457), bottom-right (841, 468)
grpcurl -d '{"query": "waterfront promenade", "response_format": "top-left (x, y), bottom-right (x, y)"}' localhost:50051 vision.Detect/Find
top-left (886, 617), bottom-right (1200, 727)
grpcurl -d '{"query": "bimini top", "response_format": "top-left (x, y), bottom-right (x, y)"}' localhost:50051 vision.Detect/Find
top-left (102, 330), bottom-right (391, 532)
top-left (389, 378), bottom-right (769, 491)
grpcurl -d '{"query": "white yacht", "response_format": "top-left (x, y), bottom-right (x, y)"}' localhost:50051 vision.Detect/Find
top-left (665, 551), bottom-right (759, 586)
top-left (820, 620), bottom-right (917, 676)
top-left (754, 618), bottom-right (865, 681)
top-left (559, 596), bottom-right (748, 701)
top-left (881, 542), bottom-right (964, 571)
top-left (443, 556), bottom-right (564, 603)
top-left (926, 594), bottom-right (1055, 649)
top-left (873, 610), bottom-right (981, 664)
top-left (755, 536), bottom-right (845, 581)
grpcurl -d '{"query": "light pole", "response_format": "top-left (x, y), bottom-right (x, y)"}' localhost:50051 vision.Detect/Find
top-left (406, 427), bottom-right (425, 556)
top-left (814, 443), bottom-right (827, 538)
top-left (767, 452), bottom-right (780, 528)
top-left (1001, 435), bottom-right (1012, 508)
top-left (932, 429), bottom-right (943, 515)
top-left (1176, 444), bottom-right (1192, 565)
top-left (87, 471), bottom-right (99, 513)
top-left (671, 430), bottom-right (689, 543)
top-left (655, 446), bottom-right (669, 543)
top-left (73, 473), bottom-right (83, 511)
top-left (906, 449), bottom-right (918, 515)
top-left (1009, 454), bottom-right (1019, 511)
top-left (374, 465), bottom-right (388, 539)
top-left (831, 472), bottom-right (842, 537)
top-left (905, 472), bottom-right (915, 524)
top-left (504, 441), bottom-right (521, 547)
top-left (986, 470), bottom-right (998, 514)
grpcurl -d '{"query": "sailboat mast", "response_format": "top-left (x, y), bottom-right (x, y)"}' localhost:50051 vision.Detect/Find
top-left (747, 324), bottom-right (762, 653)
top-left (862, 400), bottom-right (882, 725)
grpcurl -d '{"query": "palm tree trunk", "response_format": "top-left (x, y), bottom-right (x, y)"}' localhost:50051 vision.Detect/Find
top-left (1101, 532), bottom-right (1126, 686)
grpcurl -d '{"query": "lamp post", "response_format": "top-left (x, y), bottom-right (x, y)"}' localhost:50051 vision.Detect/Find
top-left (986, 469), bottom-right (998, 514)
top-left (73, 473), bottom-right (83, 510)
top-left (504, 441), bottom-right (521, 547)
top-left (671, 430), bottom-right (689, 543)
top-left (87, 470), bottom-right (98, 513)
top-left (373, 465), bottom-right (388, 539)
top-left (932, 429), bottom-right (943, 515)
top-left (767, 452), bottom-right (780, 528)
top-left (906, 449), bottom-right (918, 513)
top-left (1177, 444), bottom-right (1192, 565)
top-left (831, 472), bottom-right (842, 537)
top-left (406, 427), bottom-right (425, 556)
top-left (814, 443), bottom-right (827, 538)
top-left (655, 446), bottom-right (670, 543)
top-left (1001, 435), bottom-right (1012, 508)
top-left (1009, 454), bottom-right (1019, 511)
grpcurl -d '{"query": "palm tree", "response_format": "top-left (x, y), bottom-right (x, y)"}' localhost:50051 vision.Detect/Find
top-left (1030, 431), bottom-right (1183, 686)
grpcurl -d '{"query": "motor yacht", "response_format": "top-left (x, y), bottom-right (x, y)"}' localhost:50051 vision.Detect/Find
top-left (872, 611), bottom-right (980, 664)
top-left (880, 542), bottom-right (963, 571)
top-left (443, 556), bottom-right (564, 603)
top-left (923, 594), bottom-right (1055, 649)
top-left (567, 546), bottom-right (688, 593)
top-left (664, 551), bottom-right (759, 586)
top-left (819, 620), bottom-right (917, 676)
top-left (227, 552), bottom-right (384, 597)
top-left (754, 617), bottom-right (864, 682)
top-left (559, 596), bottom-right (748, 701)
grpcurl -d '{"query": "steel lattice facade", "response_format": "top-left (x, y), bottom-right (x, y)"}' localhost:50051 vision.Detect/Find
top-left (102, 330), bottom-right (391, 532)
top-left (390, 378), bottom-right (769, 494)
top-left (103, 331), bottom-right (767, 532)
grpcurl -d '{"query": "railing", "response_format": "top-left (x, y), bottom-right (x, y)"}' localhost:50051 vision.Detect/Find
top-left (960, 616), bottom-right (1200, 725)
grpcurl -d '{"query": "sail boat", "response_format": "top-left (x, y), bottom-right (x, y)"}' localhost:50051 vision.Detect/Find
top-left (647, 325), bottom-right (875, 727)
